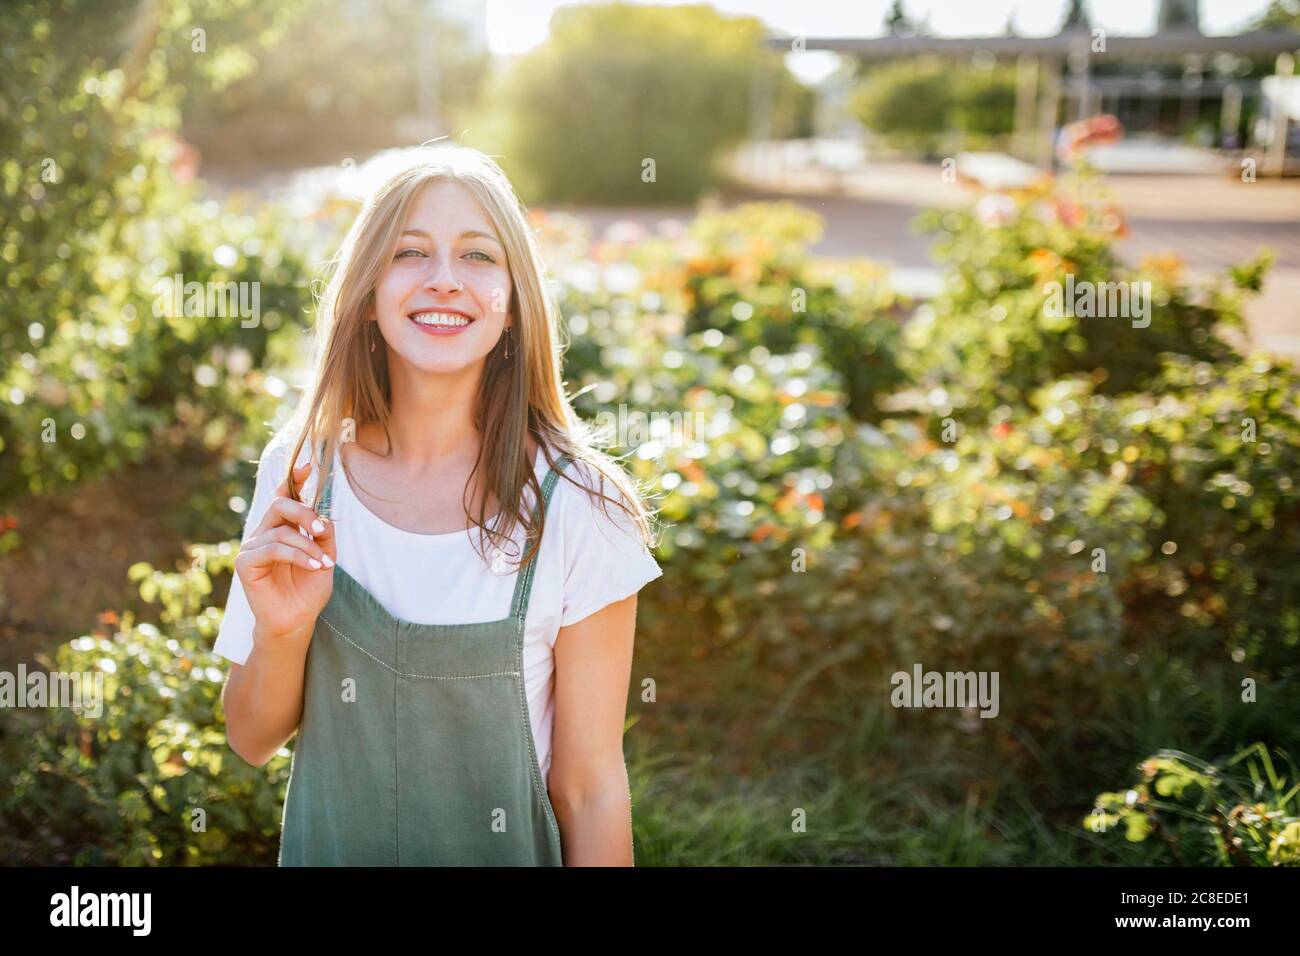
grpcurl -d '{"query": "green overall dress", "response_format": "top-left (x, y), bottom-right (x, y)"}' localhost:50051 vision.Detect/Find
top-left (277, 450), bottom-right (572, 866)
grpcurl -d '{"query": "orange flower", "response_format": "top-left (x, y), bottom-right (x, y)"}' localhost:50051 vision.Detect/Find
top-left (729, 257), bottom-right (762, 285)
top-left (1140, 253), bottom-right (1185, 284)
top-left (680, 461), bottom-right (706, 483)
top-left (1057, 114), bottom-right (1125, 161)
top-left (1100, 204), bottom-right (1128, 238)
top-left (683, 385), bottom-right (709, 407)
top-left (1052, 199), bottom-right (1086, 229)
top-left (1029, 249), bottom-right (1062, 283)
top-left (1023, 174), bottom-right (1056, 198)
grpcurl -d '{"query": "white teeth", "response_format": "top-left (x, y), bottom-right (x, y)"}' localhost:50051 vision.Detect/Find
top-left (411, 311), bottom-right (472, 328)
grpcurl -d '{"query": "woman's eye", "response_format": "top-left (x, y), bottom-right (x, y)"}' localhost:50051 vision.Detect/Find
top-left (395, 248), bottom-right (494, 262)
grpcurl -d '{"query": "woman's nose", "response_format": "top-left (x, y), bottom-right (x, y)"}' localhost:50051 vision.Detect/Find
top-left (422, 255), bottom-right (462, 292)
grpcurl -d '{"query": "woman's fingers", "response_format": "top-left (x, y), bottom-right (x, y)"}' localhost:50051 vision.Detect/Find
top-left (244, 525), bottom-right (333, 569)
top-left (253, 488), bottom-right (329, 541)
top-left (241, 460), bottom-right (337, 574)
top-left (273, 461), bottom-right (313, 500)
top-left (308, 506), bottom-right (337, 561)
top-left (238, 539), bottom-right (328, 575)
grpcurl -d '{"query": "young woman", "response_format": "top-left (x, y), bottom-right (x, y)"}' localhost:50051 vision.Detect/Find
top-left (214, 145), bottom-right (662, 867)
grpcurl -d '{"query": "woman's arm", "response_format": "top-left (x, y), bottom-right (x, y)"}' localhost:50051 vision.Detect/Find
top-left (547, 593), bottom-right (639, 866)
top-left (221, 623), bottom-right (312, 768)
top-left (220, 459), bottom-right (338, 768)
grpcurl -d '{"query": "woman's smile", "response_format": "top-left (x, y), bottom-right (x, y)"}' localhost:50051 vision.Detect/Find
top-left (408, 308), bottom-right (477, 336)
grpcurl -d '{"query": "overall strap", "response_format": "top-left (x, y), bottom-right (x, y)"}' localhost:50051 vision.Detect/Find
top-left (508, 453), bottom-right (572, 619)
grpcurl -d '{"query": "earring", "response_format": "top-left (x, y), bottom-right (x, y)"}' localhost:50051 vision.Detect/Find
top-left (370, 325), bottom-right (376, 352)
top-left (503, 327), bottom-right (511, 359)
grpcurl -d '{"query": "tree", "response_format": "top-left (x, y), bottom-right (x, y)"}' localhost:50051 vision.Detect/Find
top-left (1059, 0), bottom-right (1091, 31)
top-left (0, 1), bottom-right (313, 504)
top-left (884, 0), bottom-right (915, 37)
top-left (1253, 0), bottom-right (1300, 30)
top-left (483, 3), bottom-right (802, 204)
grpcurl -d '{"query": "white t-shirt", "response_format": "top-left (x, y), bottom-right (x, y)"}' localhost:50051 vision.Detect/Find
top-left (212, 431), bottom-right (663, 788)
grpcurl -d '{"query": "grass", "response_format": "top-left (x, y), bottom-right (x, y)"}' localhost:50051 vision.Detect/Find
top-left (623, 631), bottom-right (1299, 866)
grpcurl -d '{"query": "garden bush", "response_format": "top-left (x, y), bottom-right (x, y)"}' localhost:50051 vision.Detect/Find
top-left (0, 2), bottom-right (321, 535)
top-left (1085, 744), bottom-right (1299, 866)
top-left (563, 200), bottom-right (908, 422)
top-left (904, 170), bottom-right (1256, 415)
top-left (546, 186), bottom-right (1300, 845)
top-left (0, 544), bottom-right (286, 865)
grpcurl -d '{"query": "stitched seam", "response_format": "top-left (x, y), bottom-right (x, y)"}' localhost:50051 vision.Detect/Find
top-left (518, 607), bottom-right (563, 851)
top-left (318, 615), bottom-right (519, 681)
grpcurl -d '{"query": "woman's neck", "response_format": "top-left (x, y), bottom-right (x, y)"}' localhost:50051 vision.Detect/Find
top-left (355, 365), bottom-right (538, 477)
top-left (368, 368), bottom-right (481, 474)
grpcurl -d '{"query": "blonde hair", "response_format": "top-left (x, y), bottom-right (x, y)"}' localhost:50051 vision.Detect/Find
top-left (282, 143), bottom-right (659, 572)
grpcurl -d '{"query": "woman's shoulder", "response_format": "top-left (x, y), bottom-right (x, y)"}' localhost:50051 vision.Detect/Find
top-left (264, 425), bottom-right (324, 465)
top-left (545, 448), bottom-right (600, 507)
top-left (548, 451), bottom-right (650, 549)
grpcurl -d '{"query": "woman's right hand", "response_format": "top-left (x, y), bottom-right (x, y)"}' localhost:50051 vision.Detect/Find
top-left (234, 461), bottom-right (338, 644)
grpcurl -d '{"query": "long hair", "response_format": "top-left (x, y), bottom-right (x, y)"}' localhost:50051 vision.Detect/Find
top-left (281, 143), bottom-right (658, 572)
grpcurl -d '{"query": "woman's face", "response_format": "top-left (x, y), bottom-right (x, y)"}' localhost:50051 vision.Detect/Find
top-left (371, 179), bottom-right (512, 375)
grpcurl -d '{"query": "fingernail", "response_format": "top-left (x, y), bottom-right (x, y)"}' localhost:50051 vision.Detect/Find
top-left (322, 554), bottom-right (335, 568)
top-left (308, 558), bottom-right (322, 570)
top-left (311, 518), bottom-right (325, 534)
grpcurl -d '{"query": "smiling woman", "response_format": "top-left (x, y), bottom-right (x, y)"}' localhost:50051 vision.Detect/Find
top-left (213, 143), bottom-right (663, 867)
